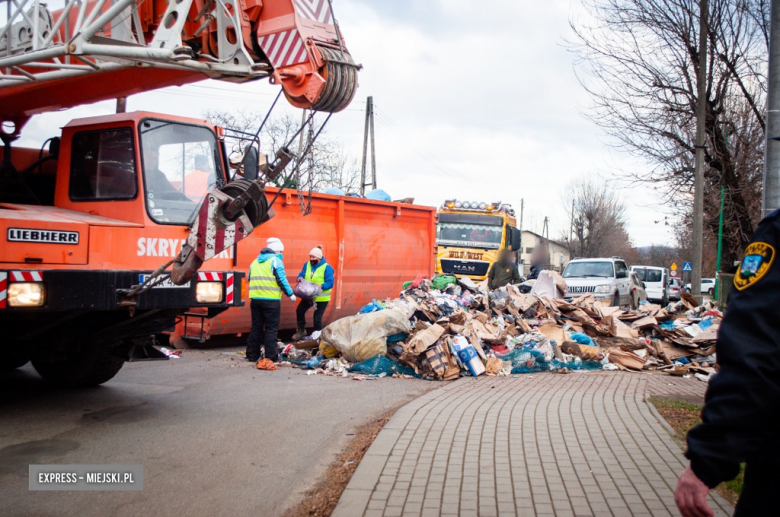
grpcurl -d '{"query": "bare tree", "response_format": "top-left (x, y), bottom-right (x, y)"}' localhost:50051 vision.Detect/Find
top-left (561, 178), bottom-right (634, 258)
top-left (569, 0), bottom-right (768, 267)
top-left (204, 110), bottom-right (360, 193)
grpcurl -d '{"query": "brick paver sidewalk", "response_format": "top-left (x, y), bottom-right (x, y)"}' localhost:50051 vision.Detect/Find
top-left (333, 372), bottom-right (732, 517)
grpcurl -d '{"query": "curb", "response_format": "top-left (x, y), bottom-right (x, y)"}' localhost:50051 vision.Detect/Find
top-left (330, 382), bottom-right (454, 517)
top-left (644, 392), bottom-right (684, 446)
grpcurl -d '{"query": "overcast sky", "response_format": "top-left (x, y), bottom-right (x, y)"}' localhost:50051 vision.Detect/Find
top-left (18, 0), bottom-right (676, 247)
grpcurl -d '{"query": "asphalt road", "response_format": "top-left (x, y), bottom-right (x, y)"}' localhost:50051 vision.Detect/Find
top-left (0, 348), bottom-right (432, 517)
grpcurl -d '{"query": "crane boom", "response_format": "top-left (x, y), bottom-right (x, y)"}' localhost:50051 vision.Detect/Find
top-left (0, 0), bottom-right (359, 133)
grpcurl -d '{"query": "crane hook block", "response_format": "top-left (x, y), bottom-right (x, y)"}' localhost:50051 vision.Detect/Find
top-left (170, 179), bottom-right (273, 285)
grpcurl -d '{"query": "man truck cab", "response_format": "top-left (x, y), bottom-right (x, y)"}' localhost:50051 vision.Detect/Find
top-left (0, 112), bottom-right (244, 386)
top-left (435, 200), bottom-right (522, 281)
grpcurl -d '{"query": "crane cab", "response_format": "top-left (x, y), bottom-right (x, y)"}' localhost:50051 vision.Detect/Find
top-left (57, 112), bottom-right (226, 228)
top-left (0, 112), bottom-right (244, 387)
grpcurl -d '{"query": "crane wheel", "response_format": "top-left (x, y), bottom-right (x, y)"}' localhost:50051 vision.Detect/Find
top-left (32, 342), bottom-right (126, 387)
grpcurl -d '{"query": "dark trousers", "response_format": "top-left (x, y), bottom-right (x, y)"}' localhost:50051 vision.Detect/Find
top-left (734, 461), bottom-right (773, 516)
top-left (246, 299), bottom-right (281, 362)
top-left (296, 298), bottom-right (329, 331)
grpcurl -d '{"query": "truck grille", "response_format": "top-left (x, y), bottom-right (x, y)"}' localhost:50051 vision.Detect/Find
top-left (567, 285), bottom-right (596, 294)
top-left (440, 259), bottom-right (489, 276)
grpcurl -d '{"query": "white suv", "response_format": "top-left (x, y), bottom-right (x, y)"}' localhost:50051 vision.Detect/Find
top-left (562, 257), bottom-right (632, 308)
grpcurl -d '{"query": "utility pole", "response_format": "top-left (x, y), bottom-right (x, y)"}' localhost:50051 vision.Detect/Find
top-left (360, 96), bottom-right (376, 195)
top-left (569, 199), bottom-right (574, 247)
top-left (542, 216), bottom-right (551, 268)
top-left (519, 199), bottom-right (524, 237)
top-left (519, 199), bottom-right (525, 272)
top-left (763, 0), bottom-right (780, 217)
top-left (691, 0), bottom-right (708, 303)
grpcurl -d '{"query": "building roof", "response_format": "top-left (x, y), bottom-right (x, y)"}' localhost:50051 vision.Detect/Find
top-left (521, 230), bottom-right (569, 250)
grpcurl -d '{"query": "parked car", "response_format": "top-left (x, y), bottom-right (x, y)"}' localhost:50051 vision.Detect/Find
top-left (629, 271), bottom-right (648, 309)
top-left (668, 278), bottom-right (683, 301)
top-left (629, 265), bottom-right (670, 305)
top-left (684, 278), bottom-right (716, 296)
top-left (562, 257), bottom-right (632, 308)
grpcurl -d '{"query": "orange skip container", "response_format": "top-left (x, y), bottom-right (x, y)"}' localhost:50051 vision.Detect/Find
top-left (170, 187), bottom-right (436, 346)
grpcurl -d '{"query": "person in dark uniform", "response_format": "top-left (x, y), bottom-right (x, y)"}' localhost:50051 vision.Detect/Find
top-left (675, 209), bottom-right (780, 517)
top-left (487, 249), bottom-right (521, 289)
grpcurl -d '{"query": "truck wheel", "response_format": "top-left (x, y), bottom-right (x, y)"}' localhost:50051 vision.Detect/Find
top-left (31, 344), bottom-right (126, 387)
top-left (630, 295), bottom-right (637, 311)
top-left (0, 354), bottom-right (30, 371)
top-left (708, 288), bottom-right (714, 296)
top-left (612, 293), bottom-right (620, 308)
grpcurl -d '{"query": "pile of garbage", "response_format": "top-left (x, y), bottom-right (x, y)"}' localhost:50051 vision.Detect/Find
top-left (281, 271), bottom-right (721, 382)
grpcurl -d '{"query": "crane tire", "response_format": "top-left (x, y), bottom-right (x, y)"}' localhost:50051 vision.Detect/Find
top-left (0, 354), bottom-right (30, 371)
top-left (32, 344), bottom-right (125, 387)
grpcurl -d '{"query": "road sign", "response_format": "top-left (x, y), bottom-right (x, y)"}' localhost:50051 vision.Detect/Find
top-left (671, 262), bottom-right (678, 271)
top-left (670, 270), bottom-right (678, 277)
top-left (682, 262), bottom-right (693, 272)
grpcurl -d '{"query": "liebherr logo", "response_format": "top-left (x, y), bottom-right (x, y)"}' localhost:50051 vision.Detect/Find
top-left (8, 228), bottom-right (79, 244)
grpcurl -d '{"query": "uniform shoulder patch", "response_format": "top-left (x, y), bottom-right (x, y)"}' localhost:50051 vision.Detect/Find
top-left (734, 242), bottom-right (776, 291)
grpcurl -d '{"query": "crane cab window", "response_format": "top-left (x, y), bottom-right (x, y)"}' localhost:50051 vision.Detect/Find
top-left (69, 129), bottom-right (137, 200)
top-left (139, 119), bottom-right (222, 225)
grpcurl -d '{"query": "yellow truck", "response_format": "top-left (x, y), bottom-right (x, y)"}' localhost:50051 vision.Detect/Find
top-left (435, 200), bottom-right (522, 281)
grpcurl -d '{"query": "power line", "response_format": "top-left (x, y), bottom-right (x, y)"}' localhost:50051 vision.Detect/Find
top-left (372, 109), bottom-right (467, 181)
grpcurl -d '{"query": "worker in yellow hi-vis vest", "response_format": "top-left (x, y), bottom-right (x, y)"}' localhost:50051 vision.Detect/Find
top-left (246, 237), bottom-right (295, 369)
top-left (292, 245), bottom-right (335, 341)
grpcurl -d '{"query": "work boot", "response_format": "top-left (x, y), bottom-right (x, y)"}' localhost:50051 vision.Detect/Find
top-left (292, 327), bottom-right (306, 341)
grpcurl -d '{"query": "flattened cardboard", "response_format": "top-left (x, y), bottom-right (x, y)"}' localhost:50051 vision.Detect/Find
top-left (631, 316), bottom-right (658, 329)
top-left (408, 324), bottom-right (446, 354)
top-left (538, 322), bottom-right (566, 344)
top-left (660, 340), bottom-right (695, 361)
top-left (608, 348), bottom-right (646, 370)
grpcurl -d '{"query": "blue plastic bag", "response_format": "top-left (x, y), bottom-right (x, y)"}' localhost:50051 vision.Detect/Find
top-left (359, 300), bottom-right (386, 314)
top-left (322, 187), bottom-right (345, 196)
top-left (570, 332), bottom-right (594, 346)
top-left (305, 356), bottom-right (324, 369)
top-left (365, 189), bottom-right (391, 201)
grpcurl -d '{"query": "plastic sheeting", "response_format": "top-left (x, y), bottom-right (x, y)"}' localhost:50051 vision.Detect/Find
top-left (500, 345), bottom-right (601, 374)
top-left (349, 355), bottom-right (419, 377)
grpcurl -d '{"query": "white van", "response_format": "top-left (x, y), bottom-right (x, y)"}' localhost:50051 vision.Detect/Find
top-left (629, 265), bottom-right (670, 305)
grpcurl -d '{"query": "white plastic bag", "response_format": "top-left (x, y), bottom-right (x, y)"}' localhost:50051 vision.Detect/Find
top-left (321, 308), bottom-right (412, 362)
top-left (531, 270), bottom-right (565, 299)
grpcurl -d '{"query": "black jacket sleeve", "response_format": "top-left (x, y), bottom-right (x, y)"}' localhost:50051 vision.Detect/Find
top-left (685, 212), bottom-right (780, 488)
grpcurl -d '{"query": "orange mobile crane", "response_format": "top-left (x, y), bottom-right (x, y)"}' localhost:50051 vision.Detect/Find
top-left (0, 0), bottom-right (358, 386)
